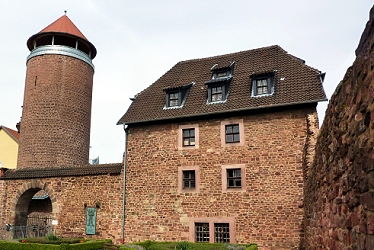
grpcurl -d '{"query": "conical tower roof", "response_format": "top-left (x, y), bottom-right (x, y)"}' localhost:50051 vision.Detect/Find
top-left (27, 15), bottom-right (96, 59)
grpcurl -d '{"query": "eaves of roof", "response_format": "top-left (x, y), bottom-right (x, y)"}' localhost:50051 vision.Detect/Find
top-left (0, 163), bottom-right (122, 180)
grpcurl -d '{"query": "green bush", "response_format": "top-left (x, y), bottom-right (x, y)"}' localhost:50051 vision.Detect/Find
top-left (131, 241), bottom-right (257, 250)
top-left (0, 240), bottom-right (60, 250)
top-left (119, 244), bottom-right (144, 250)
top-left (176, 241), bottom-right (192, 250)
top-left (0, 239), bottom-right (112, 250)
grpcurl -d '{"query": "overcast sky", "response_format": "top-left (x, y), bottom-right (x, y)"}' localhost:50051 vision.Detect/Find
top-left (1, 1), bottom-right (373, 164)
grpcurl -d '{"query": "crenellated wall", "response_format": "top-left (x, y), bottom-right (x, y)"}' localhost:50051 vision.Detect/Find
top-left (304, 5), bottom-right (374, 249)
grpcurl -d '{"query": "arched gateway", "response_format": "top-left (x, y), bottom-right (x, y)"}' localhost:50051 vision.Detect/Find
top-left (13, 182), bottom-right (57, 238)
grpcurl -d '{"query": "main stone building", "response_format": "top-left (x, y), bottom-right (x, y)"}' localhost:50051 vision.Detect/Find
top-left (118, 45), bottom-right (327, 248)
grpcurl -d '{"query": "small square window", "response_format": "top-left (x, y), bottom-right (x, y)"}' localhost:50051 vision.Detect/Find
top-left (227, 169), bottom-right (242, 188)
top-left (214, 223), bottom-right (230, 243)
top-left (183, 128), bottom-right (195, 146)
top-left (182, 170), bottom-right (196, 189)
top-left (178, 124), bottom-right (199, 150)
top-left (222, 164), bottom-right (246, 192)
top-left (168, 92), bottom-right (179, 107)
top-left (225, 124), bottom-right (240, 143)
top-left (221, 120), bottom-right (244, 147)
top-left (178, 166), bottom-right (199, 193)
top-left (195, 223), bottom-right (210, 242)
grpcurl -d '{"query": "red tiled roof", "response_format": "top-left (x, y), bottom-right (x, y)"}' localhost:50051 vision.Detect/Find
top-left (0, 163), bottom-right (122, 179)
top-left (40, 15), bottom-right (87, 40)
top-left (118, 45), bottom-right (327, 125)
top-left (0, 126), bottom-right (20, 142)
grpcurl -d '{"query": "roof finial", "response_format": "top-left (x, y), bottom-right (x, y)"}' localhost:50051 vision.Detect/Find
top-left (64, 10), bottom-right (67, 15)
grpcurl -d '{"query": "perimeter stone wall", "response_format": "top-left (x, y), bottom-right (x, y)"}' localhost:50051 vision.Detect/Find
top-left (304, 5), bottom-right (374, 249)
top-left (1, 172), bottom-right (124, 243)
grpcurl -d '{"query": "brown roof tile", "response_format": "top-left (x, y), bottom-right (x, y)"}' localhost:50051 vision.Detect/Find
top-left (118, 45), bottom-right (327, 125)
top-left (0, 163), bottom-right (122, 179)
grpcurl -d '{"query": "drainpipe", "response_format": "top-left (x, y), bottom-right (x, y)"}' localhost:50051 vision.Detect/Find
top-left (121, 124), bottom-right (128, 244)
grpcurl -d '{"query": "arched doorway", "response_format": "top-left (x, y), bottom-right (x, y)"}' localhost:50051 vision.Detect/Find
top-left (14, 188), bottom-right (53, 238)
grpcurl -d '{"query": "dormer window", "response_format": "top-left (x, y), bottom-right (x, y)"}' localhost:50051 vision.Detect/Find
top-left (211, 85), bottom-right (223, 102)
top-left (164, 82), bottom-right (194, 109)
top-left (168, 91), bottom-right (179, 107)
top-left (205, 62), bottom-right (235, 104)
top-left (251, 73), bottom-right (275, 96)
top-left (216, 71), bottom-right (228, 78)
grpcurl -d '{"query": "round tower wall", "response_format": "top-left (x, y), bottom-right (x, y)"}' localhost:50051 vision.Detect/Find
top-left (17, 54), bottom-right (94, 169)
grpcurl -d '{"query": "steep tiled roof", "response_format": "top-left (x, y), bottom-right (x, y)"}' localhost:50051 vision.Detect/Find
top-left (26, 15), bottom-right (97, 58)
top-left (0, 163), bottom-right (122, 179)
top-left (0, 126), bottom-right (20, 142)
top-left (118, 45), bottom-right (327, 125)
top-left (40, 15), bottom-right (87, 40)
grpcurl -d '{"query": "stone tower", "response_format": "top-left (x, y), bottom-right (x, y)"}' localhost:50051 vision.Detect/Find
top-left (17, 14), bottom-right (97, 169)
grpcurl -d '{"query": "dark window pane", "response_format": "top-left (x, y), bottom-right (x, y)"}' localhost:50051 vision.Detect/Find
top-left (190, 180), bottom-right (195, 188)
top-left (190, 129), bottom-right (195, 137)
top-left (233, 125), bottom-right (239, 133)
top-left (226, 126), bottom-right (232, 133)
top-left (234, 169), bottom-right (241, 177)
top-left (233, 134), bottom-right (240, 142)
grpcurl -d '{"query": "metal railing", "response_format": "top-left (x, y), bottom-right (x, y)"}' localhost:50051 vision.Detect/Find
top-left (0, 225), bottom-right (53, 240)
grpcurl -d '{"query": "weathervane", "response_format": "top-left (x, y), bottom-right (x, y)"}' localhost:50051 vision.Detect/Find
top-left (64, 10), bottom-right (67, 15)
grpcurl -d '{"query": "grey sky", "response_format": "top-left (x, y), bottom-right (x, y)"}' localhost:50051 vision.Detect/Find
top-left (1, 1), bottom-right (373, 163)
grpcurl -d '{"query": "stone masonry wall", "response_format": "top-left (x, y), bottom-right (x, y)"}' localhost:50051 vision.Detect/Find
top-left (17, 54), bottom-right (94, 169)
top-left (125, 107), bottom-right (318, 250)
top-left (304, 6), bottom-right (374, 249)
top-left (2, 173), bottom-right (124, 243)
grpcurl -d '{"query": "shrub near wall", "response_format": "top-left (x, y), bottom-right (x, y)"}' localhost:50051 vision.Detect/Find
top-left (129, 241), bottom-right (258, 250)
top-left (0, 239), bottom-right (110, 250)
